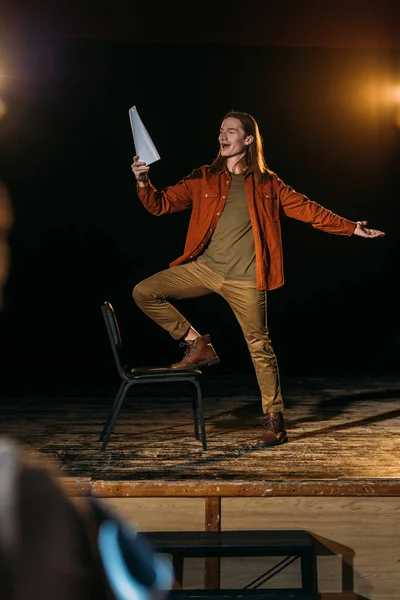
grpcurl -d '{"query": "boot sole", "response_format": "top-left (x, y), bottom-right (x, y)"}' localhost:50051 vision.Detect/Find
top-left (256, 435), bottom-right (288, 448)
top-left (171, 357), bottom-right (220, 370)
top-left (196, 356), bottom-right (220, 368)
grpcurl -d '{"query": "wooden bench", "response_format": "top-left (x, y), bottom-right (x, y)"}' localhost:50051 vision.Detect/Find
top-left (167, 592), bottom-right (315, 599)
top-left (142, 530), bottom-right (318, 599)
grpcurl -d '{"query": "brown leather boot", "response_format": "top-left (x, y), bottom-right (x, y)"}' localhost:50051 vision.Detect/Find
top-left (257, 412), bottom-right (288, 447)
top-left (171, 334), bottom-right (220, 370)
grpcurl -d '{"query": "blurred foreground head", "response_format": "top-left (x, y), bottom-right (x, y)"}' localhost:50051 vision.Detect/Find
top-left (0, 439), bottom-right (172, 600)
top-left (0, 182), bottom-right (13, 309)
top-left (0, 439), bottom-right (110, 600)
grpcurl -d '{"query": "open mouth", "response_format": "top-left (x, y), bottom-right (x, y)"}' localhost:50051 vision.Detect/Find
top-left (221, 144), bottom-right (230, 150)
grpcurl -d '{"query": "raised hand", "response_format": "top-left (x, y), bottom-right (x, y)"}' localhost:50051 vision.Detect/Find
top-left (131, 155), bottom-right (150, 186)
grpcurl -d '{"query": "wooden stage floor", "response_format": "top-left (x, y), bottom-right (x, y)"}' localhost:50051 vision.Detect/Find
top-left (4, 373), bottom-right (399, 598)
top-left (1, 373), bottom-right (399, 497)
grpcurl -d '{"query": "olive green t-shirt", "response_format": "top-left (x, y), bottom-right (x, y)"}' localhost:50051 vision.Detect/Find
top-left (198, 173), bottom-right (256, 281)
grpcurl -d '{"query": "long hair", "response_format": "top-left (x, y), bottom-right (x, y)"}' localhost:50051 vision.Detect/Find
top-left (210, 111), bottom-right (271, 183)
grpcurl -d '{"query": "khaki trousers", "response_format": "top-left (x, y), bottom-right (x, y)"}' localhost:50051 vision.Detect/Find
top-left (132, 260), bottom-right (283, 413)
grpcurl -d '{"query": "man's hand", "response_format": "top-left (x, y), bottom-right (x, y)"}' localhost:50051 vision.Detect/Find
top-left (353, 220), bottom-right (385, 238)
top-left (131, 155), bottom-right (150, 187)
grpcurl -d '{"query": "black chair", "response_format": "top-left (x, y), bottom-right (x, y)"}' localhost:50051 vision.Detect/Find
top-left (100, 301), bottom-right (207, 451)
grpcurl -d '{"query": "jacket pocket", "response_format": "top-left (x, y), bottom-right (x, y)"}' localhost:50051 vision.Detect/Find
top-left (191, 190), bottom-right (219, 222)
top-left (257, 194), bottom-right (279, 222)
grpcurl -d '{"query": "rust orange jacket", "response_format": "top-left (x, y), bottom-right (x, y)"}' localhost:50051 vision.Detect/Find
top-left (137, 166), bottom-right (357, 291)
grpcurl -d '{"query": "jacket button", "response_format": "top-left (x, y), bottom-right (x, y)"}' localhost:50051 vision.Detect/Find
top-left (222, 195), bottom-right (226, 199)
top-left (216, 212), bottom-right (221, 216)
top-left (205, 193), bottom-right (208, 197)
top-left (209, 228), bottom-right (213, 233)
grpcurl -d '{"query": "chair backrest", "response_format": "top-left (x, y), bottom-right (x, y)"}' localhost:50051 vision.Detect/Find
top-left (101, 302), bottom-right (126, 378)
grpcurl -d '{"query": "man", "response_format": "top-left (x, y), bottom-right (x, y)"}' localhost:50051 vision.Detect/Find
top-left (131, 111), bottom-right (384, 447)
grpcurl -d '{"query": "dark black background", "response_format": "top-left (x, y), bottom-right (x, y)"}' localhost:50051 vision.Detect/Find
top-left (0, 2), bottom-right (399, 386)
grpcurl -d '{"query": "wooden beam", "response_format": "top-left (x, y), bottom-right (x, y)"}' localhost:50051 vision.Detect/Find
top-left (204, 497), bottom-right (221, 589)
top-left (60, 478), bottom-right (400, 498)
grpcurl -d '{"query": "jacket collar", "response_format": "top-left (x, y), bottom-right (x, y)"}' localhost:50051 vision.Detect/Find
top-left (218, 166), bottom-right (254, 178)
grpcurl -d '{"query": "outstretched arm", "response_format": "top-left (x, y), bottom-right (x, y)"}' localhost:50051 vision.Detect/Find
top-left (275, 176), bottom-right (385, 238)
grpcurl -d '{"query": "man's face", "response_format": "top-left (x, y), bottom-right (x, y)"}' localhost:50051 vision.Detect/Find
top-left (218, 117), bottom-right (252, 158)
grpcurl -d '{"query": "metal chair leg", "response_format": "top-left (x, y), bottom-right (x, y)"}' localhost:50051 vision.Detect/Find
top-left (193, 379), bottom-right (207, 451)
top-left (191, 385), bottom-right (200, 441)
top-left (101, 381), bottom-right (132, 451)
top-left (99, 380), bottom-right (126, 441)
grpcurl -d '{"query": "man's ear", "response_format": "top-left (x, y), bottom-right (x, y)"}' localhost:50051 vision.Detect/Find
top-left (245, 135), bottom-right (254, 145)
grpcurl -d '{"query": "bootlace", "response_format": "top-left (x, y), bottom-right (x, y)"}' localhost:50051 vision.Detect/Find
top-left (179, 340), bottom-right (196, 359)
top-left (262, 415), bottom-right (280, 434)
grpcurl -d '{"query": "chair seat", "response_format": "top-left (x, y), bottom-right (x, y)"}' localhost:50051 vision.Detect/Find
top-left (129, 367), bottom-right (202, 377)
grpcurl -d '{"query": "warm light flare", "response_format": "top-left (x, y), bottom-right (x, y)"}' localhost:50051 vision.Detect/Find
top-left (358, 75), bottom-right (400, 128)
top-left (380, 83), bottom-right (400, 106)
top-left (391, 85), bottom-right (400, 103)
top-left (0, 58), bottom-right (7, 119)
top-left (386, 84), bottom-right (400, 127)
top-left (0, 96), bottom-right (7, 120)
